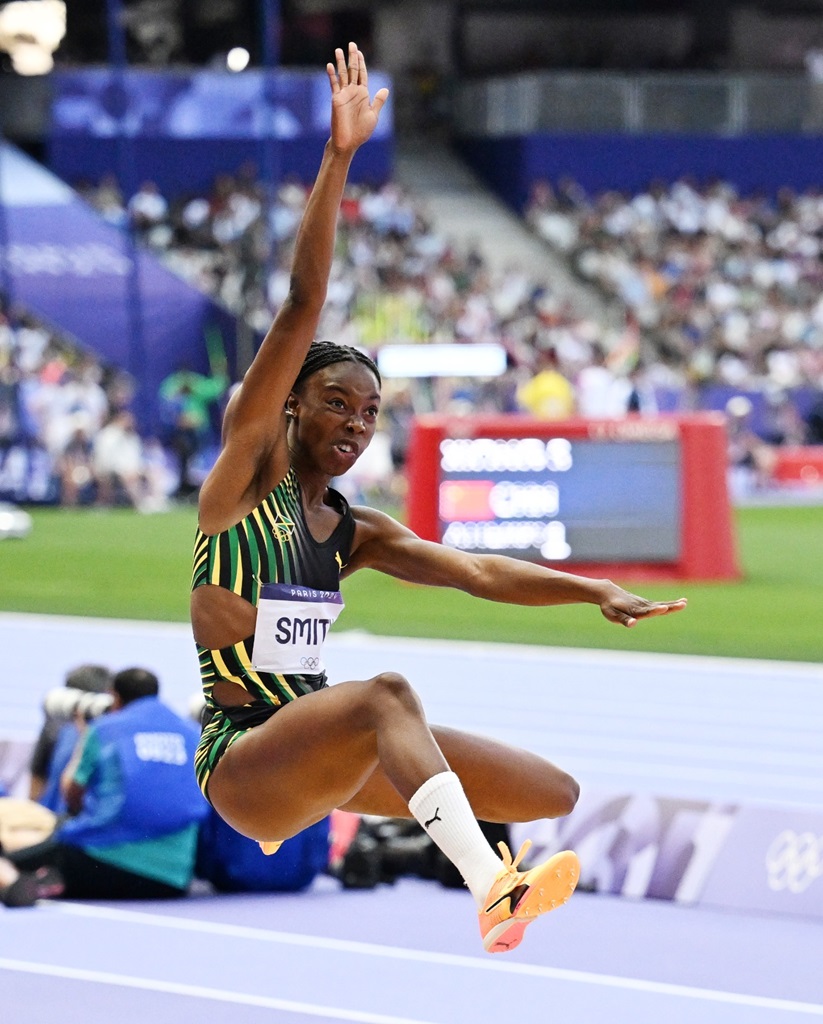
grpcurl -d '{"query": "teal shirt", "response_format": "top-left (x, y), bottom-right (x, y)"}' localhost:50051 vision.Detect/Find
top-left (73, 728), bottom-right (199, 890)
top-left (159, 370), bottom-right (228, 432)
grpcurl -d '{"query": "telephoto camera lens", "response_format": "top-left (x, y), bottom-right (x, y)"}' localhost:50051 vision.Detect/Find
top-left (42, 688), bottom-right (114, 722)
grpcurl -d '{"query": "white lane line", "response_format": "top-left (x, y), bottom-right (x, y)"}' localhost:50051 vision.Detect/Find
top-left (47, 903), bottom-right (823, 1017)
top-left (0, 958), bottom-right (440, 1024)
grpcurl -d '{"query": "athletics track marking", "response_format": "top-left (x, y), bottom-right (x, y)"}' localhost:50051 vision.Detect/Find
top-left (2, 902), bottom-right (817, 1018)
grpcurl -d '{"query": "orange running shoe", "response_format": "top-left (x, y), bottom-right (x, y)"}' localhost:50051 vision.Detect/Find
top-left (479, 840), bottom-right (579, 954)
top-left (258, 841), bottom-right (283, 856)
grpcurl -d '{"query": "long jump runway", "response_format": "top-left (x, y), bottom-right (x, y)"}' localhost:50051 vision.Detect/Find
top-left (1, 613), bottom-right (821, 1022)
top-left (2, 880), bottom-right (821, 1024)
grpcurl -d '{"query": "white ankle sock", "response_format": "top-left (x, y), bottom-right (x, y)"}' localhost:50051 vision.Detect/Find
top-left (408, 771), bottom-right (503, 908)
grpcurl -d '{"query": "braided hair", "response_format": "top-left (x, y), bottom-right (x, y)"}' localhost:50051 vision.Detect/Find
top-left (293, 340), bottom-right (381, 393)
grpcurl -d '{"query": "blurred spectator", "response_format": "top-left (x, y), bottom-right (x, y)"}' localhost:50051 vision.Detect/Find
top-left (805, 391), bottom-right (823, 443)
top-left (92, 410), bottom-right (148, 509)
top-left (0, 361), bottom-right (21, 448)
top-left (575, 343), bottom-right (623, 417)
top-left (159, 354), bottom-right (229, 499)
top-left (128, 180), bottom-right (171, 246)
top-left (29, 663), bottom-right (112, 806)
top-left (623, 361), bottom-right (659, 415)
top-left (516, 346), bottom-right (576, 420)
top-left (525, 179), bottom-right (579, 253)
top-left (0, 667), bottom-right (208, 907)
top-left (803, 40), bottom-right (823, 132)
top-left (760, 388), bottom-right (806, 447)
top-left (54, 415), bottom-right (96, 506)
top-left (87, 173), bottom-right (127, 227)
top-left (142, 435), bottom-right (178, 501)
top-left (381, 385), bottom-right (417, 471)
top-left (725, 395), bottom-right (777, 498)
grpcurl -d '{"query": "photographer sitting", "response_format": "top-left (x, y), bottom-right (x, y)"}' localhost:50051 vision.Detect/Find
top-left (29, 663), bottom-right (113, 811)
top-left (0, 668), bottom-right (208, 907)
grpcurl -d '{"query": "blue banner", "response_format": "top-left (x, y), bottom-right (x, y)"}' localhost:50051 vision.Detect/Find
top-left (51, 68), bottom-right (392, 141)
top-left (47, 68), bottom-right (394, 196)
top-left (0, 142), bottom-right (237, 436)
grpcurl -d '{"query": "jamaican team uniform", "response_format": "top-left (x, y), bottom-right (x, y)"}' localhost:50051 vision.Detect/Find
top-left (192, 467), bottom-right (354, 801)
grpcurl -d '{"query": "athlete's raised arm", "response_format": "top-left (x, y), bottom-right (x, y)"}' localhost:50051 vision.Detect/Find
top-left (199, 43), bottom-right (388, 529)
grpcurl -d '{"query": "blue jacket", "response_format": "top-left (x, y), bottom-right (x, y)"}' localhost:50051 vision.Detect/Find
top-left (58, 696), bottom-right (208, 847)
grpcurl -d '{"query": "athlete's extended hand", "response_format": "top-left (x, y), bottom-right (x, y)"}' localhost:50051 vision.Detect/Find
top-left (327, 41), bottom-right (389, 155)
top-left (598, 583), bottom-right (687, 628)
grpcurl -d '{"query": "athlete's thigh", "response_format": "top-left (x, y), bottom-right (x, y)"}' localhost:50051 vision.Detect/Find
top-left (206, 680), bottom-right (383, 841)
top-left (341, 724), bottom-right (579, 823)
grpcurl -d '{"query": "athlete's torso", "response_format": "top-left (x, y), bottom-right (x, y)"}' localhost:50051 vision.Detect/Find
top-left (192, 467), bottom-right (355, 711)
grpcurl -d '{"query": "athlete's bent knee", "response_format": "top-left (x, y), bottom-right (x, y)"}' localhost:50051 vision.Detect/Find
top-left (368, 671), bottom-right (423, 714)
top-left (552, 772), bottom-right (580, 818)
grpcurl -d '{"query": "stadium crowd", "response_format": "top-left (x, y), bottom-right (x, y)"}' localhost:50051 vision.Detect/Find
top-left (0, 303), bottom-right (174, 510)
top-left (2, 169), bottom-right (822, 509)
top-left (102, 167), bottom-right (823, 434)
top-left (525, 176), bottom-right (823, 430)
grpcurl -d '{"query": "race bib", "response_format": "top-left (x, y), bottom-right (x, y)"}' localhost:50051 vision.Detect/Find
top-left (251, 582), bottom-right (344, 674)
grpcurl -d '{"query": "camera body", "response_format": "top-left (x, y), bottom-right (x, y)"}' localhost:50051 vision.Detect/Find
top-left (42, 687), bottom-right (113, 723)
top-left (330, 817), bottom-right (511, 891)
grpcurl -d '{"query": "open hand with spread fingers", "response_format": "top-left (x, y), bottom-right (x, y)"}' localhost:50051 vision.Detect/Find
top-left (598, 584), bottom-right (688, 628)
top-left (327, 41), bottom-right (389, 155)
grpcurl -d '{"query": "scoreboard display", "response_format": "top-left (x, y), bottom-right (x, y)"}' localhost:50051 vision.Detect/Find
top-left (406, 414), bottom-right (739, 580)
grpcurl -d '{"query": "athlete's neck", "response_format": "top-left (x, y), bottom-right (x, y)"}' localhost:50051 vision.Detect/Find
top-left (291, 461), bottom-right (335, 510)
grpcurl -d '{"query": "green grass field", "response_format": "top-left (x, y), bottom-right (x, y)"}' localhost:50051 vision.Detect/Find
top-left (0, 504), bottom-right (820, 662)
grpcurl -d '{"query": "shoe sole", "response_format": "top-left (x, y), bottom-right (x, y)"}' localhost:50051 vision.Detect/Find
top-left (2, 867), bottom-right (65, 908)
top-left (483, 849), bottom-right (579, 954)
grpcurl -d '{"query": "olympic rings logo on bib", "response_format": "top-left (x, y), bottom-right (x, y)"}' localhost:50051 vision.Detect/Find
top-left (301, 657), bottom-right (321, 670)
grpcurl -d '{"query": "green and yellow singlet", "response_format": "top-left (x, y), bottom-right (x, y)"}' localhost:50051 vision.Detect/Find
top-left (191, 467), bottom-right (355, 797)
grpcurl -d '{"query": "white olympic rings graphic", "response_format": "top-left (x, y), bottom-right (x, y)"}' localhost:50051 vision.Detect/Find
top-left (765, 829), bottom-right (823, 894)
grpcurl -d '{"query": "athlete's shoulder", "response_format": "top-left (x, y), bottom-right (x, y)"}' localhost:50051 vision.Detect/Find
top-left (350, 503), bottom-right (407, 535)
top-left (348, 504), bottom-right (415, 566)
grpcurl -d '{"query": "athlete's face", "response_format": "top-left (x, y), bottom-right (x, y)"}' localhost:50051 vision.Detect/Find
top-left (287, 361), bottom-right (381, 476)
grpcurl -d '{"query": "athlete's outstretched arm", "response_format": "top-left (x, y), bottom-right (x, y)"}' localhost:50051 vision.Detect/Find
top-left (347, 507), bottom-right (687, 627)
top-left (199, 44), bottom-right (388, 523)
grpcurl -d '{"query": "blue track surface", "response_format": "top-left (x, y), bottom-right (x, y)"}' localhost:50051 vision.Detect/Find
top-left (2, 880), bottom-right (822, 1023)
top-left (1, 614), bottom-right (821, 1022)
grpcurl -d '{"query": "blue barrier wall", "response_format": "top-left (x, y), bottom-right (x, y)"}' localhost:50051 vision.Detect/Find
top-left (457, 134), bottom-right (823, 211)
top-left (48, 136), bottom-right (394, 198)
